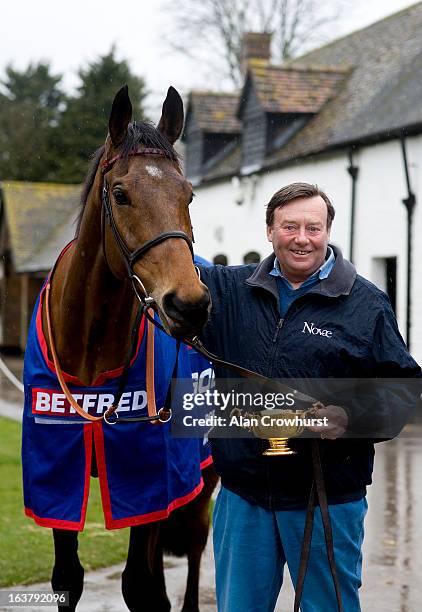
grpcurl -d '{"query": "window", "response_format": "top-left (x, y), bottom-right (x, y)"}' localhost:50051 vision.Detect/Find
top-left (213, 254), bottom-right (228, 266)
top-left (243, 251), bottom-right (261, 264)
top-left (371, 257), bottom-right (397, 314)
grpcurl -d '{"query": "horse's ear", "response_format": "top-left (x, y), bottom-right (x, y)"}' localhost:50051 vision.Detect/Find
top-left (157, 86), bottom-right (184, 145)
top-left (109, 85), bottom-right (132, 147)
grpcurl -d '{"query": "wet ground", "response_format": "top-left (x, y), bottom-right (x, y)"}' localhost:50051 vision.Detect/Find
top-left (1, 357), bottom-right (421, 611)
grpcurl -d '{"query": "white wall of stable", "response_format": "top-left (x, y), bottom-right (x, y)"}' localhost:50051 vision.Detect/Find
top-left (190, 153), bottom-right (351, 264)
top-left (190, 135), bottom-right (422, 362)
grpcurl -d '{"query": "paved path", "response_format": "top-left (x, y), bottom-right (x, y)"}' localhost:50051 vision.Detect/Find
top-left (0, 543), bottom-right (218, 612)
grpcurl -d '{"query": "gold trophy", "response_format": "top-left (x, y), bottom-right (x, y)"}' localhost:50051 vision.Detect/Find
top-left (231, 406), bottom-right (319, 456)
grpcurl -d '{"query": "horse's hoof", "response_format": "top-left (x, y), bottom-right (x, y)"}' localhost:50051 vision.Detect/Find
top-left (121, 568), bottom-right (171, 612)
top-left (52, 563), bottom-right (84, 611)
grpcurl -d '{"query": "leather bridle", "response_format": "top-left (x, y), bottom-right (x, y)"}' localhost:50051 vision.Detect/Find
top-left (101, 147), bottom-right (194, 309)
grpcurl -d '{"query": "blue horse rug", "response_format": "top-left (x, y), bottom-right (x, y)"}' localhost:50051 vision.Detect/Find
top-left (22, 283), bottom-right (212, 531)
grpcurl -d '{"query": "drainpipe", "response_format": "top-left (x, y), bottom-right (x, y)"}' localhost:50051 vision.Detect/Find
top-left (400, 136), bottom-right (416, 350)
top-left (347, 150), bottom-right (359, 263)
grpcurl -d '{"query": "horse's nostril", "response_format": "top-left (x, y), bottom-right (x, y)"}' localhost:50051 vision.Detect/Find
top-left (163, 290), bottom-right (210, 328)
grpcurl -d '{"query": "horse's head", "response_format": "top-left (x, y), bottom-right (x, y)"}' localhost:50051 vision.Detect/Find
top-left (101, 85), bottom-right (210, 338)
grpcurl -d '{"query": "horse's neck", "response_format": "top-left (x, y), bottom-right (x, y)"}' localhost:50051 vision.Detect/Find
top-left (43, 184), bottom-right (138, 385)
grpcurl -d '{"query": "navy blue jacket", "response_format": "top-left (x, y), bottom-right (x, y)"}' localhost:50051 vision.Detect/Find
top-left (199, 246), bottom-right (421, 510)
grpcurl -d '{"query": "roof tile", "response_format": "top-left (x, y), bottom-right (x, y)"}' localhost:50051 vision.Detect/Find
top-left (188, 92), bottom-right (241, 133)
top-left (1, 181), bottom-right (80, 272)
top-left (248, 63), bottom-right (347, 114)
top-left (199, 2), bottom-right (422, 180)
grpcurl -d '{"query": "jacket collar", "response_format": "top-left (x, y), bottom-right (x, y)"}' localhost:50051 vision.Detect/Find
top-left (245, 245), bottom-right (356, 298)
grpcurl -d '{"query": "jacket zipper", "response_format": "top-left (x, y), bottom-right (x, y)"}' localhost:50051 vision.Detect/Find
top-left (272, 318), bottom-right (284, 342)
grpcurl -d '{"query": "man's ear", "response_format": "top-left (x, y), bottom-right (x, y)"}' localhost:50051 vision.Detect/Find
top-left (267, 226), bottom-right (274, 243)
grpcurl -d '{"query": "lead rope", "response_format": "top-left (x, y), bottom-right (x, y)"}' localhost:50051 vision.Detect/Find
top-left (311, 440), bottom-right (343, 612)
top-left (145, 313), bottom-right (173, 425)
top-left (102, 305), bottom-right (143, 423)
top-left (115, 337), bottom-right (179, 424)
top-left (45, 282), bottom-right (104, 422)
top-left (293, 440), bottom-right (343, 612)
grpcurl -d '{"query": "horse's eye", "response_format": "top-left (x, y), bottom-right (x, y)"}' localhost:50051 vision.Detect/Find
top-left (189, 192), bottom-right (196, 205)
top-left (113, 190), bottom-right (129, 206)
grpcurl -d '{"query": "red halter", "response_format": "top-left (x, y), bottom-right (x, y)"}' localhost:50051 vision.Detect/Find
top-left (101, 148), bottom-right (169, 174)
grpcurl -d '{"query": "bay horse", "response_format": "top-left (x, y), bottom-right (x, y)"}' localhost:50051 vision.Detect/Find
top-left (22, 85), bottom-right (218, 611)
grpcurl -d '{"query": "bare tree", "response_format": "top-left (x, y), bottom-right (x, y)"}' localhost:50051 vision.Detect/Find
top-left (162, 0), bottom-right (348, 88)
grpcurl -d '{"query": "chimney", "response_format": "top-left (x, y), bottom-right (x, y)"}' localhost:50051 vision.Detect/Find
top-left (241, 32), bottom-right (272, 75)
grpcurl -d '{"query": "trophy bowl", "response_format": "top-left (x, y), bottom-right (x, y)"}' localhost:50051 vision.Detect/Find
top-left (231, 408), bottom-right (311, 456)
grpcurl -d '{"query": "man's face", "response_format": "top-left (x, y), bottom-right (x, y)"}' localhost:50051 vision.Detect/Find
top-left (267, 195), bottom-right (331, 285)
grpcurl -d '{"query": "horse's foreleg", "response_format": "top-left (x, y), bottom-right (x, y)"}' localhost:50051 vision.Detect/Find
top-left (122, 524), bottom-right (170, 612)
top-left (180, 514), bottom-right (210, 612)
top-left (51, 529), bottom-right (84, 611)
top-left (181, 465), bottom-right (218, 612)
top-left (181, 551), bottom-right (202, 612)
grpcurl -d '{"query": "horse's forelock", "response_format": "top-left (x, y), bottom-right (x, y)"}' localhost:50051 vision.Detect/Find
top-left (122, 121), bottom-right (179, 162)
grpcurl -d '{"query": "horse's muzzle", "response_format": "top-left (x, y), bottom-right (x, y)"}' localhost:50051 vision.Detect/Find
top-left (162, 288), bottom-right (211, 338)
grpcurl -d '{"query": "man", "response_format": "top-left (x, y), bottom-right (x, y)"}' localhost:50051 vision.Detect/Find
top-left (198, 183), bottom-right (421, 611)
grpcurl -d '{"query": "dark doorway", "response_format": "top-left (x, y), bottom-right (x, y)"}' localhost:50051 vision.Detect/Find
top-left (385, 256), bottom-right (397, 314)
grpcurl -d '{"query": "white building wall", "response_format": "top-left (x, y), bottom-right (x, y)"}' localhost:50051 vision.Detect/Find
top-left (351, 141), bottom-right (408, 339)
top-left (191, 152), bottom-right (352, 264)
top-left (408, 136), bottom-right (422, 361)
top-left (191, 135), bottom-right (422, 362)
top-left (350, 135), bottom-right (421, 361)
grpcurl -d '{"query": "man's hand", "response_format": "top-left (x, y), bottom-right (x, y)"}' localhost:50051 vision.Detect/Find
top-left (307, 405), bottom-right (348, 439)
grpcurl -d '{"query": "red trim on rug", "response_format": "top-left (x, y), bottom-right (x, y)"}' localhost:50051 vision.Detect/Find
top-left (24, 424), bottom-right (93, 532)
top-left (106, 480), bottom-right (204, 530)
top-left (92, 421), bottom-right (114, 527)
top-left (200, 454), bottom-right (213, 470)
top-left (24, 508), bottom-right (83, 531)
top-left (80, 424), bottom-right (93, 526)
top-left (92, 421), bottom-right (204, 529)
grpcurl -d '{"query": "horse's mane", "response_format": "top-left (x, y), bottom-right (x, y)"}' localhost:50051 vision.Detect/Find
top-left (75, 121), bottom-right (180, 236)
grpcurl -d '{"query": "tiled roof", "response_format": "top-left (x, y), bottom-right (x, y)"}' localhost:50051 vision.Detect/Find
top-left (267, 1), bottom-right (422, 164)
top-left (203, 142), bottom-right (241, 183)
top-left (199, 2), bottom-right (422, 181)
top-left (243, 63), bottom-right (348, 115)
top-left (186, 92), bottom-right (241, 134)
top-left (1, 181), bottom-right (80, 272)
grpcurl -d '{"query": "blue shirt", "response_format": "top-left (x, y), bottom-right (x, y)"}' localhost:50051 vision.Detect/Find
top-left (269, 247), bottom-right (335, 317)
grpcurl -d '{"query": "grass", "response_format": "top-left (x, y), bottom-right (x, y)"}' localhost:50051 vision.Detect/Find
top-left (0, 416), bottom-right (129, 587)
